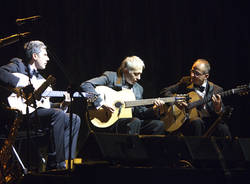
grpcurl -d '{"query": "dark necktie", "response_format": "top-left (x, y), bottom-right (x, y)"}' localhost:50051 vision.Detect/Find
top-left (31, 70), bottom-right (39, 78)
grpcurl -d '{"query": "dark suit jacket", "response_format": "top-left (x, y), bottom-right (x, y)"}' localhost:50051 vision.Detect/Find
top-left (160, 76), bottom-right (224, 117)
top-left (80, 71), bottom-right (158, 120)
top-left (0, 58), bottom-right (28, 103)
top-left (0, 58), bottom-right (27, 87)
top-left (0, 58), bottom-right (61, 108)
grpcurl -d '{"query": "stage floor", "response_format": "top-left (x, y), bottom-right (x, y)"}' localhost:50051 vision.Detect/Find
top-left (17, 133), bottom-right (250, 184)
top-left (19, 162), bottom-right (250, 184)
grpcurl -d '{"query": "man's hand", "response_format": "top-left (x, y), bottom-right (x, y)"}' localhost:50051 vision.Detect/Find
top-left (212, 94), bottom-right (222, 113)
top-left (101, 104), bottom-right (115, 112)
top-left (64, 92), bottom-right (71, 102)
top-left (153, 99), bottom-right (165, 115)
top-left (101, 104), bottom-right (115, 118)
top-left (60, 92), bottom-right (72, 109)
top-left (175, 101), bottom-right (188, 110)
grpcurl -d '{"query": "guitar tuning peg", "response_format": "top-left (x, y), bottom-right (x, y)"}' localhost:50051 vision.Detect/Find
top-left (177, 94), bottom-right (185, 96)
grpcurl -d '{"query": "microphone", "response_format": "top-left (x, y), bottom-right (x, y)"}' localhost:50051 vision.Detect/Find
top-left (0, 32), bottom-right (31, 48)
top-left (16, 15), bottom-right (41, 26)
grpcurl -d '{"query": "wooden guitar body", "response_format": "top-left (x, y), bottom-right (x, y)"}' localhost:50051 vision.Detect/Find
top-left (163, 83), bottom-right (249, 133)
top-left (162, 91), bottom-right (200, 133)
top-left (88, 86), bottom-right (136, 128)
top-left (7, 73), bottom-right (54, 114)
top-left (88, 86), bottom-right (187, 128)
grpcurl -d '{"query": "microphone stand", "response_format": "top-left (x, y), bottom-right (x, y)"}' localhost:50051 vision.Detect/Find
top-left (47, 47), bottom-right (87, 173)
top-left (16, 25), bottom-right (41, 172)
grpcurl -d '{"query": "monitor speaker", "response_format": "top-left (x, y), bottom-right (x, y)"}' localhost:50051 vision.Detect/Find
top-left (78, 132), bottom-right (149, 166)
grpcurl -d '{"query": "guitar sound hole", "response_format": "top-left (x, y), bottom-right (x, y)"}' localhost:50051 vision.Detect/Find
top-left (115, 102), bottom-right (122, 108)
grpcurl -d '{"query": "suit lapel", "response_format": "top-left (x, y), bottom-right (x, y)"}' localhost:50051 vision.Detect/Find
top-left (187, 83), bottom-right (194, 90)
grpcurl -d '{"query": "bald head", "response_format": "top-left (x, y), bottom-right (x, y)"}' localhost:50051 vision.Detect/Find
top-left (190, 59), bottom-right (211, 86)
top-left (192, 59), bottom-right (211, 74)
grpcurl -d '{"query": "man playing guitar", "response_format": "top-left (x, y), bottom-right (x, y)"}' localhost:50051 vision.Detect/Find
top-left (160, 59), bottom-right (231, 137)
top-left (80, 56), bottom-right (166, 135)
top-left (0, 40), bottom-right (81, 170)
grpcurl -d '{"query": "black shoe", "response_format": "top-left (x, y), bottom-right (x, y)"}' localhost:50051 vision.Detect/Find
top-left (57, 161), bottom-right (66, 170)
top-left (46, 161), bottom-right (66, 171)
top-left (46, 164), bottom-right (57, 171)
top-left (46, 153), bottom-right (57, 171)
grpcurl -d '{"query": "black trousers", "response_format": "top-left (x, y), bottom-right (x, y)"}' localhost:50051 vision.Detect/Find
top-left (183, 117), bottom-right (231, 138)
top-left (108, 118), bottom-right (165, 135)
top-left (28, 108), bottom-right (81, 164)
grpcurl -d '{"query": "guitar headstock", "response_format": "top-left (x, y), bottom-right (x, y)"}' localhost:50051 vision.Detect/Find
top-left (46, 75), bottom-right (56, 86)
top-left (235, 83), bottom-right (250, 96)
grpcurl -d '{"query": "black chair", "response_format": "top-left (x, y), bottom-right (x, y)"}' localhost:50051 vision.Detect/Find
top-left (0, 106), bottom-right (48, 173)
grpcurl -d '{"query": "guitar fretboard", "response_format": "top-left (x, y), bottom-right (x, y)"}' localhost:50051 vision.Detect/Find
top-left (42, 91), bottom-right (94, 98)
top-left (125, 97), bottom-right (178, 108)
top-left (187, 88), bottom-right (242, 110)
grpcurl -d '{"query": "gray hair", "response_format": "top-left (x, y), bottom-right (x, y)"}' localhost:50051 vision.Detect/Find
top-left (24, 40), bottom-right (46, 61)
top-left (117, 56), bottom-right (145, 76)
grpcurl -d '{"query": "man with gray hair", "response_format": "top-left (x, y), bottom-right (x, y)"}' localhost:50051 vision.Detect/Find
top-left (0, 40), bottom-right (81, 171)
top-left (81, 56), bottom-right (165, 135)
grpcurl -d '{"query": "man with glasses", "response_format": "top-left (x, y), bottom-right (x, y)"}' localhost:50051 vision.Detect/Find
top-left (160, 59), bottom-right (231, 137)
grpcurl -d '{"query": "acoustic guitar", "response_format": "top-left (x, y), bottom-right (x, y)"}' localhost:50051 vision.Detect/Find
top-left (7, 73), bottom-right (98, 114)
top-left (7, 73), bottom-right (56, 114)
top-left (162, 83), bottom-right (250, 133)
top-left (88, 86), bottom-right (187, 128)
top-left (41, 90), bottom-right (97, 102)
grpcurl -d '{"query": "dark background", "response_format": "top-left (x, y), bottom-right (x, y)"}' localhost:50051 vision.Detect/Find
top-left (0, 0), bottom-right (249, 138)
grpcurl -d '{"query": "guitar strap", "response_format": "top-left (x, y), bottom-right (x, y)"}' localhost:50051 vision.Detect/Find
top-left (116, 74), bottom-right (122, 85)
top-left (115, 73), bottom-right (124, 91)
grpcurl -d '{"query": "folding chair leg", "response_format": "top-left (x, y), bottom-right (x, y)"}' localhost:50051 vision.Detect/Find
top-left (11, 145), bottom-right (28, 175)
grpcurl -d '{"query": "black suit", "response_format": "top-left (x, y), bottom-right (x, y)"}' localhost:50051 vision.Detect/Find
top-left (160, 76), bottom-right (231, 137)
top-left (0, 58), bottom-right (81, 168)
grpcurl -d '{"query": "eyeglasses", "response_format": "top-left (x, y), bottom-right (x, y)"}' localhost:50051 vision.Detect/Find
top-left (190, 69), bottom-right (206, 76)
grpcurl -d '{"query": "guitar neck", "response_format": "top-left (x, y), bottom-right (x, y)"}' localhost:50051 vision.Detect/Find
top-left (188, 88), bottom-right (240, 109)
top-left (26, 75), bottom-right (55, 105)
top-left (42, 91), bottom-right (92, 98)
top-left (124, 97), bottom-right (177, 108)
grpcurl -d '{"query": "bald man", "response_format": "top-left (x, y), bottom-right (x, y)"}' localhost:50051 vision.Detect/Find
top-left (160, 59), bottom-right (231, 137)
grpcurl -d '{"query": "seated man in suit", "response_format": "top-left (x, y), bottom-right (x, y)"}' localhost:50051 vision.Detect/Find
top-left (80, 56), bottom-right (165, 135)
top-left (0, 40), bottom-right (81, 170)
top-left (160, 59), bottom-right (231, 137)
